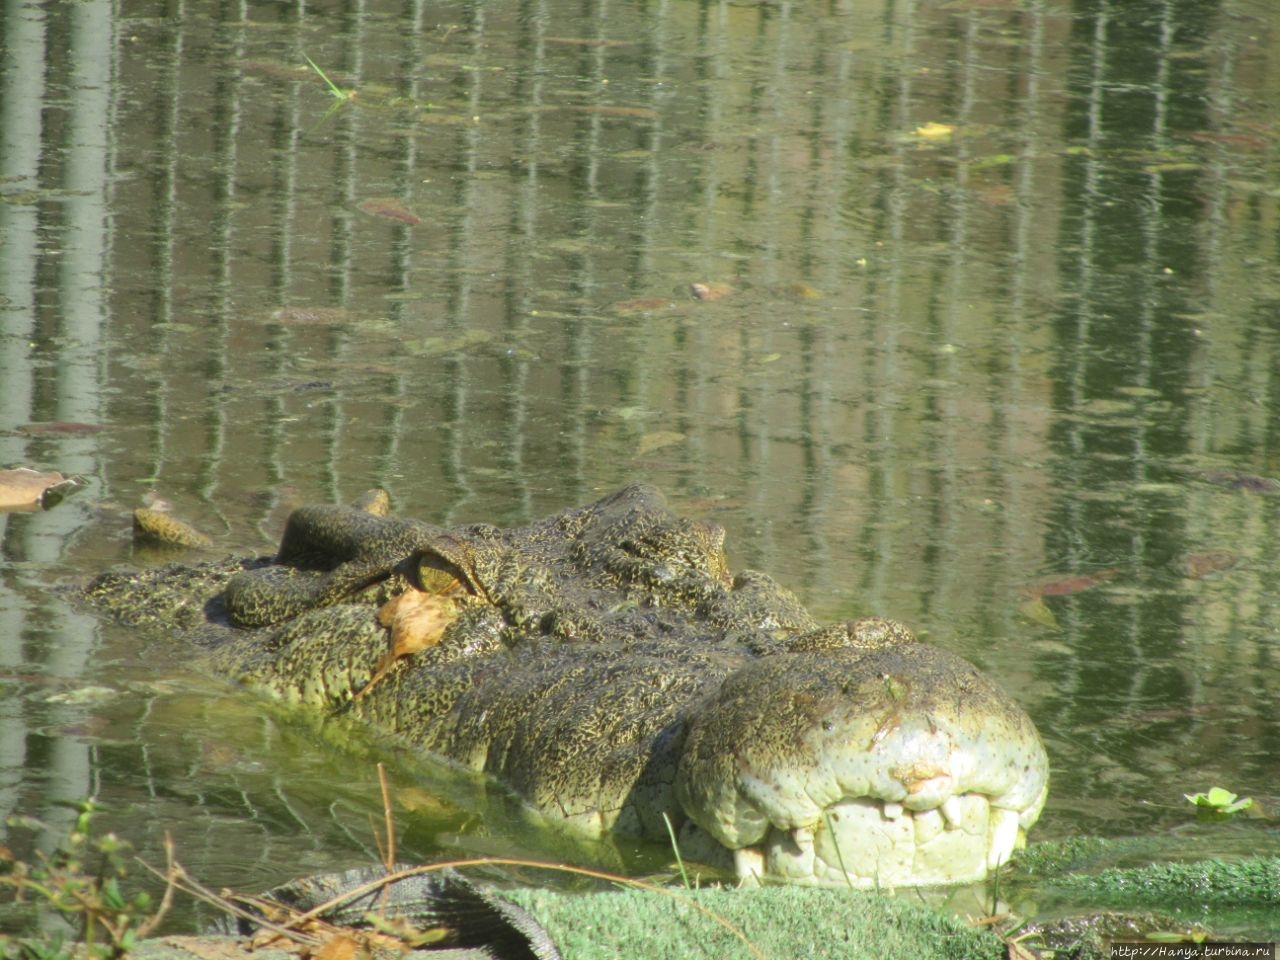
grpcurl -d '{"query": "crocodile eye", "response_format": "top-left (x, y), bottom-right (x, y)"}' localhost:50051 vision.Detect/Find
top-left (413, 556), bottom-right (461, 594)
top-left (397, 550), bottom-right (464, 594)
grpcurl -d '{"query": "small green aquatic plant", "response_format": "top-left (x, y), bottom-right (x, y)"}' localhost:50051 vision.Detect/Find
top-left (302, 53), bottom-right (357, 102)
top-left (0, 800), bottom-right (176, 960)
top-left (1184, 786), bottom-right (1253, 821)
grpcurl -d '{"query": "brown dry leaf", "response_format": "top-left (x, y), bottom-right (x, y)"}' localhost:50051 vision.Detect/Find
top-left (690, 282), bottom-right (732, 301)
top-left (356, 590), bottom-right (461, 701)
top-left (357, 197), bottom-right (423, 226)
top-left (377, 590), bottom-right (459, 655)
top-left (313, 932), bottom-right (366, 960)
top-left (636, 431), bottom-right (685, 457)
top-left (0, 468), bottom-right (84, 512)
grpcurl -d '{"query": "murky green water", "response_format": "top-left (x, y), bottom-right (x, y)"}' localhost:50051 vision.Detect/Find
top-left (4, 0), bottom-right (1280, 938)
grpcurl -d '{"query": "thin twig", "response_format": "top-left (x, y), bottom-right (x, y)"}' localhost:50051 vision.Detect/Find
top-left (377, 763), bottom-right (396, 873)
top-left (133, 858), bottom-right (323, 947)
top-left (376, 762), bottom-right (396, 915)
top-left (134, 832), bottom-right (179, 939)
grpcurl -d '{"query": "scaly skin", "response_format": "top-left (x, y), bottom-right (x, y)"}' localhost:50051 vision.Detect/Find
top-left (82, 483), bottom-right (1049, 888)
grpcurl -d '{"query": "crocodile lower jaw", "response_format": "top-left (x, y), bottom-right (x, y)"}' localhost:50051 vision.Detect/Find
top-left (732, 794), bottom-right (1027, 888)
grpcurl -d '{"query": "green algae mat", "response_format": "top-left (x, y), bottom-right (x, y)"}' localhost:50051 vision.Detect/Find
top-left (503, 886), bottom-right (1005, 960)
top-left (122, 887), bottom-right (1005, 960)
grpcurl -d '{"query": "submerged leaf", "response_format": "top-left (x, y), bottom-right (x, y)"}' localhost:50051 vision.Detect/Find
top-left (610, 297), bottom-right (673, 316)
top-left (636, 431), bottom-right (685, 456)
top-left (17, 421), bottom-right (106, 436)
top-left (779, 283), bottom-right (824, 301)
top-left (1180, 550), bottom-right (1239, 580)
top-left (1018, 597), bottom-right (1058, 628)
top-left (272, 306), bottom-right (353, 326)
top-left (406, 330), bottom-right (493, 357)
top-left (544, 36), bottom-right (633, 48)
top-left (239, 60), bottom-right (314, 83)
top-left (1195, 469), bottom-right (1280, 493)
top-left (1022, 568), bottom-right (1118, 599)
top-left (914, 121), bottom-right (955, 141)
top-left (567, 104), bottom-right (658, 119)
top-left (357, 197), bottom-right (423, 226)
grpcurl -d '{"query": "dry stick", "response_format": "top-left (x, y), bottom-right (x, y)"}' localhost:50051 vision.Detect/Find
top-left (377, 763), bottom-right (396, 872)
top-left (133, 859), bottom-right (325, 947)
top-left (276, 857), bottom-right (772, 960)
top-left (375, 762), bottom-right (396, 915)
top-left (134, 832), bottom-right (180, 939)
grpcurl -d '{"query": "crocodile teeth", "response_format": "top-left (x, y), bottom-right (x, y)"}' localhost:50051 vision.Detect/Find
top-left (939, 795), bottom-right (966, 828)
top-left (986, 806), bottom-right (1022, 870)
top-left (739, 794), bottom-right (1027, 888)
top-left (734, 846), bottom-right (766, 884)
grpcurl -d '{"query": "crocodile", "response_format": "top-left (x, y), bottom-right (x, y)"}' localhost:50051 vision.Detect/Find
top-left (83, 483), bottom-right (1049, 889)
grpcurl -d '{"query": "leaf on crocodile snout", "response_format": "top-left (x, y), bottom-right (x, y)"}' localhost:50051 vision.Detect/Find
top-left (355, 591), bottom-right (461, 701)
top-left (377, 590), bottom-right (459, 648)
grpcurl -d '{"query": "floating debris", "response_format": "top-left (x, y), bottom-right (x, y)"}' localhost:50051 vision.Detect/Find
top-left (1022, 568), bottom-right (1119, 599)
top-left (913, 121), bottom-right (955, 141)
top-left (0, 468), bottom-right (86, 512)
top-left (1180, 550), bottom-right (1239, 580)
top-left (609, 297), bottom-right (673, 315)
top-left (357, 197), bottom-right (423, 225)
top-left (1194, 470), bottom-right (1280, 493)
top-left (690, 282), bottom-right (732, 301)
top-left (636, 431), bottom-right (685, 457)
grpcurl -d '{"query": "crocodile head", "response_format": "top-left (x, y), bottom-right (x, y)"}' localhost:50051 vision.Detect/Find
top-left (82, 484), bottom-right (1048, 889)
